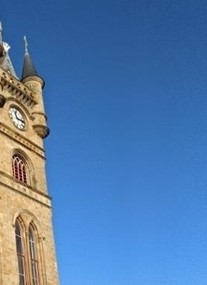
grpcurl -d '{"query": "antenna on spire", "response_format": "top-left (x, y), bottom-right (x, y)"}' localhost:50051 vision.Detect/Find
top-left (24, 36), bottom-right (28, 53)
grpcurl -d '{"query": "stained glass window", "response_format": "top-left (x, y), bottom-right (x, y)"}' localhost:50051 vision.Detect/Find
top-left (12, 155), bottom-right (27, 184)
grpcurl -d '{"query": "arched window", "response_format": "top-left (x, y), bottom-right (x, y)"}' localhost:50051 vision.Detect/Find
top-left (12, 154), bottom-right (27, 184)
top-left (14, 215), bottom-right (43, 285)
top-left (15, 220), bottom-right (26, 285)
top-left (29, 225), bottom-right (40, 285)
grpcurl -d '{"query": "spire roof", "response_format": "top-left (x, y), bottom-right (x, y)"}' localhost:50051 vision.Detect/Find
top-left (0, 22), bottom-right (17, 78)
top-left (21, 36), bottom-right (42, 83)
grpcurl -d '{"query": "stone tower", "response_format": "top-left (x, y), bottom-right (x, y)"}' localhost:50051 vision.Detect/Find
top-left (0, 24), bottom-right (59, 285)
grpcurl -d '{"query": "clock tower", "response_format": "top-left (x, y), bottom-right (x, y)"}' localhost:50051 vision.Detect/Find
top-left (0, 24), bottom-right (59, 285)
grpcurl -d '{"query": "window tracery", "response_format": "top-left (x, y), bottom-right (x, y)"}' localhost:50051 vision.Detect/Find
top-left (15, 217), bottom-right (42, 285)
top-left (12, 154), bottom-right (27, 184)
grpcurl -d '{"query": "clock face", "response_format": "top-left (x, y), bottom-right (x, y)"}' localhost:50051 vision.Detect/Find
top-left (9, 107), bottom-right (25, 130)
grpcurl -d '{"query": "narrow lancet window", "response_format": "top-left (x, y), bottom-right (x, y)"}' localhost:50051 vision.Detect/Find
top-left (15, 220), bottom-right (26, 285)
top-left (29, 226), bottom-right (39, 285)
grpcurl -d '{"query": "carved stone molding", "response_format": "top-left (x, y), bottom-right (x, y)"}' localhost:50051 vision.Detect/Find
top-left (0, 94), bottom-right (5, 107)
top-left (0, 71), bottom-right (37, 108)
top-left (33, 125), bottom-right (50, 139)
top-left (0, 122), bottom-right (45, 158)
top-left (0, 171), bottom-right (51, 208)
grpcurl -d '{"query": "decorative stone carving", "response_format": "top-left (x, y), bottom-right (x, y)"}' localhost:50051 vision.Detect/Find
top-left (0, 44), bottom-right (4, 57)
top-left (0, 122), bottom-right (45, 157)
top-left (0, 71), bottom-right (37, 108)
top-left (0, 94), bottom-right (5, 107)
top-left (33, 125), bottom-right (50, 139)
top-left (25, 81), bottom-right (40, 93)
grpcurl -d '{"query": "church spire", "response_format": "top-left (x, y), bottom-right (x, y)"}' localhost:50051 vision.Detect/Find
top-left (0, 22), bottom-right (17, 78)
top-left (21, 36), bottom-right (42, 82)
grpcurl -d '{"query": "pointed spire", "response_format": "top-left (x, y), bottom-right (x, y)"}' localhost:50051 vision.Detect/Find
top-left (0, 22), bottom-right (17, 77)
top-left (21, 36), bottom-right (44, 86)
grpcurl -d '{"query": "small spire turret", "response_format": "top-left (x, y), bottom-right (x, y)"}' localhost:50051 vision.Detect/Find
top-left (21, 36), bottom-right (44, 86)
top-left (21, 36), bottom-right (49, 138)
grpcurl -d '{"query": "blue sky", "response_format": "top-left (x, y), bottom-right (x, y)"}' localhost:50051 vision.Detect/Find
top-left (2, 0), bottom-right (207, 284)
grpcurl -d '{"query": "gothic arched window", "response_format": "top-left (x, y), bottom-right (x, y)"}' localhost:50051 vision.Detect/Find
top-left (29, 225), bottom-right (40, 285)
top-left (12, 154), bottom-right (27, 184)
top-left (15, 220), bottom-right (26, 285)
top-left (15, 217), bottom-right (43, 285)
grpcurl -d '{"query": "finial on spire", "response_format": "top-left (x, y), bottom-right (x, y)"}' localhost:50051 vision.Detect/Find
top-left (24, 35), bottom-right (28, 53)
top-left (0, 22), bottom-right (3, 43)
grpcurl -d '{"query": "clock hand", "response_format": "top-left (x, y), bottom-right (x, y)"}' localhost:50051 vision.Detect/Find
top-left (15, 110), bottom-right (24, 122)
top-left (14, 110), bottom-right (18, 119)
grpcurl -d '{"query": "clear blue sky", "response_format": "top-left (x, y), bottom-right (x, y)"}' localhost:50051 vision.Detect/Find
top-left (2, 0), bottom-right (207, 284)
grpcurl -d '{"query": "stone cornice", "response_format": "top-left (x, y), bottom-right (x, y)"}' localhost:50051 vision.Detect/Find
top-left (0, 69), bottom-right (37, 108)
top-left (0, 122), bottom-right (45, 158)
top-left (0, 170), bottom-right (51, 208)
